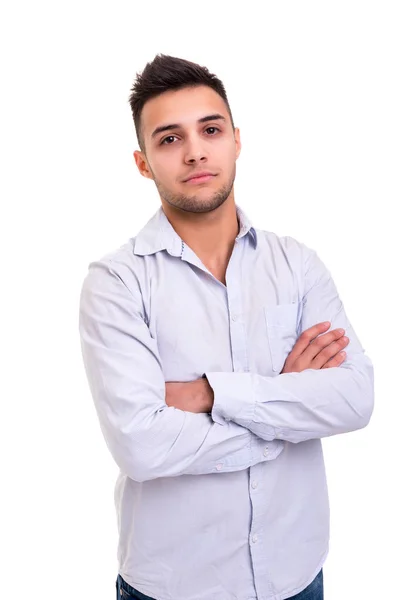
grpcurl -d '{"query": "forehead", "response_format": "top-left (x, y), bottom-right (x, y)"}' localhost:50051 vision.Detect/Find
top-left (141, 85), bottom-right (229, 137)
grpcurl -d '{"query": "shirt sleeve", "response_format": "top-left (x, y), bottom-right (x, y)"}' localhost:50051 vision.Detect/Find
top-left (78, 259), bottom-right (277, 483)
top-left (207, 244), bottom-right (374, 444)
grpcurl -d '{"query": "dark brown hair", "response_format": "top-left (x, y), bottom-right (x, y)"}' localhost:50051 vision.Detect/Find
top-left (128, 54), bottom-right (235, 151)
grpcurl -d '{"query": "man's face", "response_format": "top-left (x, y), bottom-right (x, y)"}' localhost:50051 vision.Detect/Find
top-left (134, 85), bottom-right (241, 214)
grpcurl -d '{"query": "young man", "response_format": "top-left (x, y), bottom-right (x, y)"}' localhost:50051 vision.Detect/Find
top-left (79, 54), bottom-right (374, 600)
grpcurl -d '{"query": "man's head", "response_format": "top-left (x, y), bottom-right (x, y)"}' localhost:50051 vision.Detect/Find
top-left (129, 54), bottom-right (241, 214)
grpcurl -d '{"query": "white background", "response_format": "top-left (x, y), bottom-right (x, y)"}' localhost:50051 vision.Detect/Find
top-left (1, 1), bottom-right (399, 598)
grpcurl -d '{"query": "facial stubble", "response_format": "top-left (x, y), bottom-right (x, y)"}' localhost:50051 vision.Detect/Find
top-left (150, 165), bottom-right (236, 214)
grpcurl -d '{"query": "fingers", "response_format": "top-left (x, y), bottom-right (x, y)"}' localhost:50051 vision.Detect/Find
top-left (281, 321), bottom-right (351, 375)
top-left (300, 326), bottom-right (347, 366)
top-left (321, 351), bottom-right (347, 369)
top-left (286, 322), bottom-right (331, 365)
top-left (310, 335), bottom-right (349, 369)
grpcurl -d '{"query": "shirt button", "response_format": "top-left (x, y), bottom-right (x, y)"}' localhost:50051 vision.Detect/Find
top-left (252, 534), bottom-right (258, 543)
top-left (231, 314), bottom-right (238, 321)
top-left (251, 481), bottom-right (258, 489)
top-left (263, 447), bottom-right (269, 457)
top-left (216, 463), bottom-right (223, 471)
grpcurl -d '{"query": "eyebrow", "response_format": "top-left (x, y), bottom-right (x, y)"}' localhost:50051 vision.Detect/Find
top-left (151, 114), bottom-right (227, 139)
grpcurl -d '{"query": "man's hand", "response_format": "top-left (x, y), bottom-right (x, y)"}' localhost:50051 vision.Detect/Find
top-left (165, 378), bottom-right (214, 413)
top-left (281, 321), bottom-right (349, 374)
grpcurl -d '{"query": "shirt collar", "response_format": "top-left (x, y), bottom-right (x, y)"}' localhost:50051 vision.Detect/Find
top-left (133, 204), bottom-right (258, 257)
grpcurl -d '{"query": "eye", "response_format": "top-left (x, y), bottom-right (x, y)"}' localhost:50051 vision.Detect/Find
top-left (205, 126), bottom-right (220, 135)
top-left (160, 135), bottom-right (178, 145)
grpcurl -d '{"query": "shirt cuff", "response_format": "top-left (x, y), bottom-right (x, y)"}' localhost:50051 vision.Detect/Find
top-left (203, 372), bottom-right (256, 426)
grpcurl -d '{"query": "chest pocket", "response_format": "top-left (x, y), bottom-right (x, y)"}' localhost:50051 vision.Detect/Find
top-left (264, 303), bottom-right (300, 374)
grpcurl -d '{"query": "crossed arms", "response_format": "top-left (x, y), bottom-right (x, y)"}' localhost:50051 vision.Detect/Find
top-left (79, 248), bottom-right (374, 482)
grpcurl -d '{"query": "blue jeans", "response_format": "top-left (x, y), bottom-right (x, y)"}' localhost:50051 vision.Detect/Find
top-left (116, 568), bottom-right (323, 599)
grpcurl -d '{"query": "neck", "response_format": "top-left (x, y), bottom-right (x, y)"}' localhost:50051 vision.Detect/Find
top-left (161, 193), bottom-right (240, 268)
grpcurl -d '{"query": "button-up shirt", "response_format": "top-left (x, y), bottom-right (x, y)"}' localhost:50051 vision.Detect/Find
top-left (79, 204), bottom-right (374, 600)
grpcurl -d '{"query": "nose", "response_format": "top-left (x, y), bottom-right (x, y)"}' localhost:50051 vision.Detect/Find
top-left (184, 135), bottom-right (208, 164)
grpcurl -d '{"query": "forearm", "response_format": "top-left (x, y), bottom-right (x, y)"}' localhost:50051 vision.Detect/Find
top-left (82, 357), bottom-right (279, 481)
top-left (207, 352), bottom-right (374, 444)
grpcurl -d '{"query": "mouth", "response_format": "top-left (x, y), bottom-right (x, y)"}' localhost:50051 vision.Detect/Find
top-left (183, 173), bottom-right (216, 185)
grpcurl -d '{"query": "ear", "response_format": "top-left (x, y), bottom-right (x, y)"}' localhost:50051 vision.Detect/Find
top-left (234, 127), bottom-right (242, 160)
top-left (133, 150), bottom-right (154, 180)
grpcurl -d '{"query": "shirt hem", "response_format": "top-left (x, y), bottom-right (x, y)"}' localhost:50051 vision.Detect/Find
top-left (280, 547), bottom-right (329, 600)
top-left (119, 547), bottom-right (328, 600)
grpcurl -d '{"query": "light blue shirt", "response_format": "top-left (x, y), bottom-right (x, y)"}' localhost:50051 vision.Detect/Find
top-left (79, 204), bottom-right (374, 600)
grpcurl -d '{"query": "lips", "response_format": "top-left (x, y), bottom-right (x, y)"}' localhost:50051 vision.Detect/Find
top-left (183, 171), bottom-right (216, 183)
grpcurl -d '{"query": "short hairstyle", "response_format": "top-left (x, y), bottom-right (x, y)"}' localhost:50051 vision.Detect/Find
top-left (128, 54), bottom-right (235, 151)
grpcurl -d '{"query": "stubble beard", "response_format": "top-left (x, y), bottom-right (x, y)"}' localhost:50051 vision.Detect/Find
top-left (152, 166), bottom-right (236, 214)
